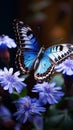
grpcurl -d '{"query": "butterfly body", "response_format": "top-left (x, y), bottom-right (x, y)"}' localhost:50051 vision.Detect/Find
top-left (13, 20), bottom-right (73, 82)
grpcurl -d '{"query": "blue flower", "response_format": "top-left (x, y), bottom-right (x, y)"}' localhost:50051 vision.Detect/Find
top-left (0, 105), bottom-right (11, 121)
top-left (0, 67), bottom-right (27, 93)
top-left (0, 43), bottom-right (7, 53)
top-left (14, 96), bottom-right (46, 123)
top-left (32, 82), bottom-right (64, 104)
top-left (55, 58), bottom-right (73, 76)
top-left (0, 35), bottom-right (16, 49)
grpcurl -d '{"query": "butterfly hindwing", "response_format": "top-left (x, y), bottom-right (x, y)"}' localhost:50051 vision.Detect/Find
top-left (34, 54), bottom-right (54, 81)
top-left (34, 44), bottom-right (73, 82)
top-left (44, 44), bottom-right (73, 63)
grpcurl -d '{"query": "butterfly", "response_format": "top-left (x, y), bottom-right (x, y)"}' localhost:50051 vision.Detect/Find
top-left (13, 19), bottom-right (73, 82)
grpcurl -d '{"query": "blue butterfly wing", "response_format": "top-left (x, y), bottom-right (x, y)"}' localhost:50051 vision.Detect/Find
top-left (13, 19), bottom-right (40, 51)
top-left (13, 20), bottom-right (40, 73)
top-left (34, 44), bottom-right (73, 81)
top-left (23, 50), bottom-right (37, 70)
top-left (44, 44), bottom-right (73, 63)
top-left (34, 54), bottom-right (54, 82)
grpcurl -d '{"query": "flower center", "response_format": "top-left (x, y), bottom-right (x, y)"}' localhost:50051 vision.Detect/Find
top-left (24, 102), bottom-right (30, 111)
top-left (45, 86), bottom-right (51, 94)
top-left (6, 75), bottom-right (15, 82)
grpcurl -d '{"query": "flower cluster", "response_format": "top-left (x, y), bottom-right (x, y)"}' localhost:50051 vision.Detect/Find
top-left (0, 67), bottom-right (26, 93)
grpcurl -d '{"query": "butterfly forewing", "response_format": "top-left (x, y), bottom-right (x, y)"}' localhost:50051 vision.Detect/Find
top-left (13, 19), bottom-right (40, 73)
top-left (13, 19), bottom-right (40, 51)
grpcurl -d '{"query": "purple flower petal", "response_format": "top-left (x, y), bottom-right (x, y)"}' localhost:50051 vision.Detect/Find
top-left (14, 96), bottom-right (46, 123)
top-left (32, 82), bottom-right (64, 105)
top-left (0, 67), bottom-right (27, 94)
top-left (0, 35), bottom-right (16, 48)
top-left (55, 58), bottom-right (73, 76)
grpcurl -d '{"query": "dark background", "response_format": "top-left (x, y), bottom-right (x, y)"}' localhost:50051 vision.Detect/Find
top-left (0, 0), bottom-right (18, 36)
top-left (0, 0), bottom-right (72, 45)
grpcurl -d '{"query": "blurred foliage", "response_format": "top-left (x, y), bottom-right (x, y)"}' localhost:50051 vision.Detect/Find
top-left (26, 0), bottom-right (51, 24)
top-left (65, 97), bottom-right (73, 102)
top-left (29, 1), bottom-right (50, 12)
top-left (50, 73), bottom-right (64, 86)
top-left (44, 105), bottom-right (73, 130)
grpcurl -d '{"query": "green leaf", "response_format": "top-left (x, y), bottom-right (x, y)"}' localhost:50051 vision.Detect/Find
top-left (20, 88), bottom-right (27, 97)
top-left (47, 114), bottom-right (64, 125)
top-left (50, 73), bottom-right (64, 86)
top-left (60, 110), bottom-right (73, 130)
top-left (45, 107), bottom-right (73, 130)
top-left (10, 92), bottom-right (20, 101)
top-left (10, 88), bottom-right (27, 101)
